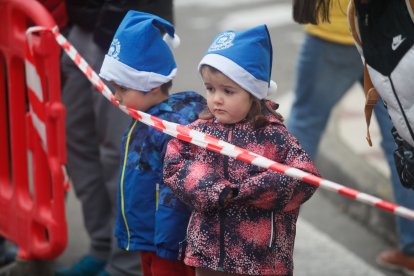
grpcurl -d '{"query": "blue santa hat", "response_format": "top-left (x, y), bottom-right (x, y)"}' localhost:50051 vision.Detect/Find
top-left (99, 11), bottom-right (180, 92)
top-left (198, 25), bottom-right (277, 99)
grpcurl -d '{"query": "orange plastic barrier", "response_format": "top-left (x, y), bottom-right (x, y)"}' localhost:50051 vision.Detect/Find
top-left (0, 0), bottom-right (67, 260)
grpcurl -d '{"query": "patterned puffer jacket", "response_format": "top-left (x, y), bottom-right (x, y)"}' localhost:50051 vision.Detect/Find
top-left (164, 113), bottom-right (319, 275)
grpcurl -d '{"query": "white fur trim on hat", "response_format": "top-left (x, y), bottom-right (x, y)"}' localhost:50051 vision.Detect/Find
top-left (100, 55), bottom-right (177, 92)
top-left (199, 54), bottom-right (269, 99)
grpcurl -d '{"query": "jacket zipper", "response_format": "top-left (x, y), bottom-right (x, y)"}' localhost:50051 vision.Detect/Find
top-left (178, 212), bottom-right (195, 261)
top-left (155, 183), bottom-right (160, 210)
top-left (217, 211), bottom-right (226, 271)
top-left (269, 211), bottom-right (274, 248)
top-left (218, 127), bottom-right (232, 271)
top-left (119, 120), bottom-right (138, 251)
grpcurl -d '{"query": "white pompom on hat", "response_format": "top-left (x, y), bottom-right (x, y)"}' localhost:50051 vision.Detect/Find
top-left (268, 80), bottom-right (278, 97)
top-left (163, 33), bottom-right (181, 49)
top-left (99, 11), bottom-right (179, 92)
top-left (199, 25), bottom-right (277, 100)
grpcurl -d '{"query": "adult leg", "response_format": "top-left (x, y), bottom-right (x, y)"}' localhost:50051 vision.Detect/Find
top-left (61, 26), bottom-right (113, 261)
top-left (287, 35), bottom-right (363, 160)
top-left (67, 26), bottom-right (141, 275)
top-left (61, 25), bottom-right (141, 276)
top-left (374, 101), bottom-right (414, 254)
top-left (374, 101), bottom-right (414, 272)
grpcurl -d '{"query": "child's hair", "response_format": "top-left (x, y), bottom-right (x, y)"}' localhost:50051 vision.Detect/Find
top-left (160, 80), bottom-right (173, 95)
top-left (199, 65), bottom-right (283, 129)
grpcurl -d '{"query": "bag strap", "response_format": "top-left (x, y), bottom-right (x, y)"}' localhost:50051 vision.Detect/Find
top-left (363, 64), bottom-right (379, 146)
top-left (348, 1), bottom-right (379, 146)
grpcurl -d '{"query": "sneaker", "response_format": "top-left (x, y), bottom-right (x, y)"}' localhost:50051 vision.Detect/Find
top-left (55, 255), bottom-right (107, 276)
top-left (376, 248), bottom-right (414, 276)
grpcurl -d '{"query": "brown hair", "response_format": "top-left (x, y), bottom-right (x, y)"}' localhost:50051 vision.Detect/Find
top-left (292, 0), bottom-right (332, 24)
top-left (160, 80), bottom-right (173, 95)
top-left (248, 98), bottom-right (284, 129)
top-left (199, 65), bottom-right (284, 129)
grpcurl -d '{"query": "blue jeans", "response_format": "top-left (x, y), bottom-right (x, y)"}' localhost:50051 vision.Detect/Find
top-left (287, 34), bottom-right (414, 255)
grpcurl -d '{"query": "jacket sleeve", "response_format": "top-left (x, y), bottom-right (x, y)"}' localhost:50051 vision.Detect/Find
top-left (230, 128), bottom-right (319, 211)
top-left (163, 138), bottom-right (235, 211)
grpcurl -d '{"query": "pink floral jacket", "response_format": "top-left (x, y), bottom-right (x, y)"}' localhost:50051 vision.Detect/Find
top-left (163, 114), bottom-right (319, 275)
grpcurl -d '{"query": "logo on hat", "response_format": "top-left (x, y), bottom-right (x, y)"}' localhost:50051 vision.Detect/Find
top-left (108, 39), bottom-right (121, 60)
top-left (208, 31), bottom-right (235, 51)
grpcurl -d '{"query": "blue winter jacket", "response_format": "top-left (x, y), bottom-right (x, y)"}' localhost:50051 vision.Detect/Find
top-left (115, 91), bottom-right (205, 261)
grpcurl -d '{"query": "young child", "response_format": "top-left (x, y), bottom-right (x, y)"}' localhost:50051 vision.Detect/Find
top-left (163, 25), bottom-right (320, 276)
top-left (99, 11), bottom-right (205, 276)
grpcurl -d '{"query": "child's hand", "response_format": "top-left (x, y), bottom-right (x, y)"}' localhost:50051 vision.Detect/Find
top-left (222, 191), bottom-right (233, 208)
top-left (220, 187), bottom-right (238, 208)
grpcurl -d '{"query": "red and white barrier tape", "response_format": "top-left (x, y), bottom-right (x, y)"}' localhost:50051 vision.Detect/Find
top-left (26, 26), bottom-right (414, 221)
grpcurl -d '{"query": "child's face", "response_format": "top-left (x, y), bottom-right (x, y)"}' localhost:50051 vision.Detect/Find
top-left (201, 68), bottom-right (253, 124)
top-left (111, 82), bottom-right (153, 112)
